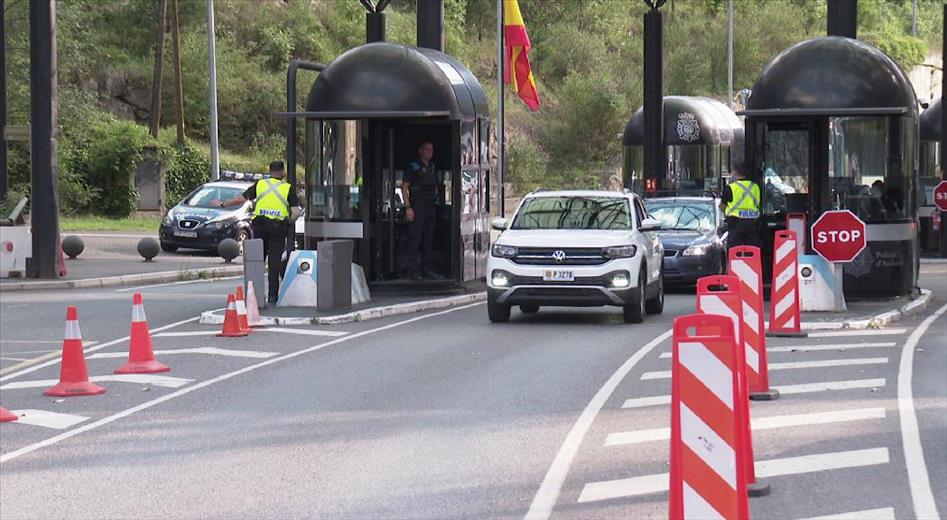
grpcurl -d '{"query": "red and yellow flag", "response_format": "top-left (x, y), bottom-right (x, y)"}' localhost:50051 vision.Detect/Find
top-left (504, 0), bottom-right (540, 111)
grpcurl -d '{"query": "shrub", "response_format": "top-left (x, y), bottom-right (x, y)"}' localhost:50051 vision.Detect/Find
top-left (85, 117), bottom-right (156, 217)
top-left (164, 140), bottom-right (211, 209)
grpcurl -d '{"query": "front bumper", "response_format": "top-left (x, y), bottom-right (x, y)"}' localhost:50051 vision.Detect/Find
top-left (662, 253), bottom-right (720, 285)
top-left (159, 222), bottom-right (243, 250)
top-left (486, 257), bottom-right (640, 307)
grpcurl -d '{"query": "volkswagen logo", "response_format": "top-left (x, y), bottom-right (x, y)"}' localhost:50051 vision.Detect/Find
top-left (552, 250), bottom-right (567, 264)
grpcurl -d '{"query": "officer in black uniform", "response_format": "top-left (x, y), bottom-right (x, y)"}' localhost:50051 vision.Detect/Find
top-left (403, 140), bottom-right (440, 280)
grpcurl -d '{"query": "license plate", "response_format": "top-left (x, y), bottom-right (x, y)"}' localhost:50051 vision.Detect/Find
top-left (173, 230), bottom-right (197, 238)
top-left (543, 270), bottom-right (574, 282)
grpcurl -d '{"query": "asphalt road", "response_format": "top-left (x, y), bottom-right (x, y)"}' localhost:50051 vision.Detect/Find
top-left (0, 267), bottom-right (944, 519)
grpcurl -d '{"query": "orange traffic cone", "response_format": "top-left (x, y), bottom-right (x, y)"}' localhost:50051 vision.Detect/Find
top-left (44, 307), bottom-right (106, 397)
top-left (218, 294), bottom-right (249, 337)
top-left (0, 407), bottom-right (18, 422)
top-left (114, 293), bottom-right (170, 374)
top-left (234, 286), bottom-right (252, 333)
top-left (245, 281), bottom-right (264, 328)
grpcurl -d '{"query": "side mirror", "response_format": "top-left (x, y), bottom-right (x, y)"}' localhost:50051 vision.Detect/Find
top-left (491, 217), bottom-right (508, 231)
top-left (640, 217), bottom-right (662, 231)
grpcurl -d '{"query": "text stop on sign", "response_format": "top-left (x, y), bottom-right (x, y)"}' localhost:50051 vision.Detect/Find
top-left (815, 229), bottom-right (862, 243)
top-left (810, 210), bottom-right (867, 263)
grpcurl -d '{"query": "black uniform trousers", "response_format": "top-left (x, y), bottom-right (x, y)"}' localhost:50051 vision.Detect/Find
top-left (251, 217), bottom-right (289, 302)
top-left (407, 205), bottom-right (436, 275)
top-left (725, 217), bottom-right (763, 250)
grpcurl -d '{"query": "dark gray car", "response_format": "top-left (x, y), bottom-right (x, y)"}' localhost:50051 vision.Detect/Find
top-left (644, 197), bottom-right (727, 286)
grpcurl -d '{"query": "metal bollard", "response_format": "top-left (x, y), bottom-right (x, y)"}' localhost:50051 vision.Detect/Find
top-left (316, 240), bottom-right (353, 312)
top-left (243, 239), bottom-right (266, 307)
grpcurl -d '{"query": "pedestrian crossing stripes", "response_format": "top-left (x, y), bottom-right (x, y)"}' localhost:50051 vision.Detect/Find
top-left (0, 373), bottom-right (193, 390)
top-left (640, 357), bottom-right (888, 380)
top-left (807, 329), bottom-right (906, 338)
top-left (803, 507), bottom-right (895, 520)
top-left (657, 342), bottom-right (897, 358)
top-left (88, 347), bottom-right (279, 360)
top-left (7, 409), bottom-right (90, 429)
top-left (621, 379), bottom-right (887, 409)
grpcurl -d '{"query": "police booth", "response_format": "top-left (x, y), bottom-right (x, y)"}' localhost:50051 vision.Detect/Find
top-left (623, 96), bottom-right (743, 195)
top-left (741, 37), bottom-right (920, 297)
top-left (918, 98), bottom-right (942, 252)
top-left (288, 43), bottom-right (491, 291)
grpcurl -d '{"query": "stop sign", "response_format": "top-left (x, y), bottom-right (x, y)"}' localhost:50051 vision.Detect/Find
top-left (933, 181), bottom-right (947, 212)
top-left (811, 210), bottom-right (867, 263)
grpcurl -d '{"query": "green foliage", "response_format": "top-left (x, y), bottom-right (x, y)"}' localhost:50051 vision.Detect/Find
top-left (163, 140), bottom-right (211, 210)
top-left (85, 117), bottom-right (156, 217)
top-left (505, 133), bottom-right (549, 195)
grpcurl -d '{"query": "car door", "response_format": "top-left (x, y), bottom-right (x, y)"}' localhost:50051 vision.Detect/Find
top-left (634, 196), bottom-right (662, 284)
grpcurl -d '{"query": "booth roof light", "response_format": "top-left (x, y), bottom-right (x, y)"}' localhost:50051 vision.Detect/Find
top-left (220, 170), bottom-right (270, 182)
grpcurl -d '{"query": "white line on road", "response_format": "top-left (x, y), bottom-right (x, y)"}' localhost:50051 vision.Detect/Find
top-left (0, 302), bottom-right (483, 464)
top-left (641, 357), bottom-right (888, 379)
top-left (0, 374), bottom-right (193, 390)
top-left (898, 302), bottom-right (946, 520)
top-left (153, 331), bottom-right (219, 337)
top-left (808, 329), bottom-right (906, 338)
top-left (88, 347), bottom-right (278, 359)
top-left (257, 327), bottom-right (349, 337)
top-left (605, 407), bottom-right (886, 447)
top-left (8, 410), bottom-right (90, 430)
top-left (803, 507), bottom-right (896, 520)
top-left (620, 378), bottom-right (887, 410)
top-left (524, 329), bottom-right (673, 520)
top-left (657, 342), bottom-right (897, 357)
top-left (0, 357), bottom-right (29, 362)
top-left (577, 448), bottom-right (889, 503)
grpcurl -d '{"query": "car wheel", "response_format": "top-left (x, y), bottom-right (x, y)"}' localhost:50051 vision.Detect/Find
top-left (488, 301), bottom-right (511, 323)
top-left (645, 272), bottom-right (664, 315)
top-left (160, 242), bottom-right (178, 253)
top-left (623, 271), bottom-right (646, 324)
top-left (519, 304), bottom-right (540, 314)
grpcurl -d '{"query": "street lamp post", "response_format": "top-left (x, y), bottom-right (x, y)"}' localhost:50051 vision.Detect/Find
top-left (207, 0), bottom-right (219, 180)
top-left (643, 0), bottom-right (666, 191)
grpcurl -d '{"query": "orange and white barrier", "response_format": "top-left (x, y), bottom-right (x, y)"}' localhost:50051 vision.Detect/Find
top-left (669, 313), bottom-right (749, 520)
top-left (696, 275), bottom-right (769, 497)
top-left (728, 246), bottom-right (777, 400)
top-left (44, 306), bottom-right (106, 397)
top-left (768, 230), bottom-right (806, 338)
top-left (114, 293), bottom-right (170, 374)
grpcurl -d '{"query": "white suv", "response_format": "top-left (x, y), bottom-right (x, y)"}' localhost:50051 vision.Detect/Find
top-left (487, 190), bottom-right (664, 323)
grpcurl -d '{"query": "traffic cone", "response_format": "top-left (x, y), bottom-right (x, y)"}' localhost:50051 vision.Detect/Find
top-left (114, 293), bottom-right (170, 374)
top-left (0, 407), bottom-right (18, 422)
top-left (245, 281), bottom-right (265, 328)
top-left (234, 286), bottom-right (252, 333)
top-left (44, 307), bottom-right (106, 397)
top-left (218, 294), bottom-right (249, 337)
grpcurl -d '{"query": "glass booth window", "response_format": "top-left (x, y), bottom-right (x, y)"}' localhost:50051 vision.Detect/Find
top-left (828, 116), bottom-right (912, 221)
top-left (306, 120), bottom-right (362, 221)
top-left (918, 141), bottom-right (941, 207)
top-left (761, 127), bottom-right (809, 215)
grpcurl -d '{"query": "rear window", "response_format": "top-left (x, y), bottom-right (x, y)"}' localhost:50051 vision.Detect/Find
top-left (511, 196), bottom-right (631, 230)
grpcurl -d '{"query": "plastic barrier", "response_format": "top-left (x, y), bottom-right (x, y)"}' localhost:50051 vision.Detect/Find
top-left (768, 230), bottom-right (806, 338)
top-left (728, 246), bottom-right (777, 400)
top-left (669, 313), bottom-right (749, 520)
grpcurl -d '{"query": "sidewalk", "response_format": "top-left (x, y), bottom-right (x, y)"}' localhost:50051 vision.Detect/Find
top-left (798, 289), bottom-right (934, 329)
top-left (1, 233), bottom-right (240, 291)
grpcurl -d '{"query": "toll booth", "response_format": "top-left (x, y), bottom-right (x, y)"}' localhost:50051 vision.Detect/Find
top-left (288, 43), bottom-right (491, 291)
top-left (918, 98), bottom-right (942, 252)
top-left (741, 36), bottom-right (919, 297)
top-left (623, 96), bottom-right (743, 196)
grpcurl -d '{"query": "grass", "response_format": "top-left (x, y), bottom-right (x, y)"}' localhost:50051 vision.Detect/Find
top-left (60, 215), bottom-right (162, 233)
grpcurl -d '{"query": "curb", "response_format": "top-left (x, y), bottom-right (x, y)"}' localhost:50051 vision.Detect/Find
top-left (0, 265), bottom-right (243, 292)
top-left (199, 292), bottom-right (487, 326)
top-left (798, 288), bottom-right (934, 331)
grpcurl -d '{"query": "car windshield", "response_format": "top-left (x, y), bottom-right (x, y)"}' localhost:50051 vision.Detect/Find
top-left (185, 186), bottom-right (246, 208)
top-left (645, 201), bottom-right (715, 231)
top-left (511, 196), bottom-right (631, 230)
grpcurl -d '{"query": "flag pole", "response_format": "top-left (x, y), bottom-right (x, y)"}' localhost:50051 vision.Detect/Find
top-left (497, 0), bottom-right (505, 218)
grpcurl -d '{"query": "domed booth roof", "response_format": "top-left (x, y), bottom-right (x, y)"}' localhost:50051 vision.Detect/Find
top-left (920, 98), bottom-right (942, 142)
top-left (622, 96), bottom-right (743, 147)
top-left (298, 42), bottom-right (488, 120)
top-left (743, 36), bottom-right (917, 117)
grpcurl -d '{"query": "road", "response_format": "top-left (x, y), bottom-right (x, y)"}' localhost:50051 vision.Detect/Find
top-left (0, 266), bottom-right (944, 519)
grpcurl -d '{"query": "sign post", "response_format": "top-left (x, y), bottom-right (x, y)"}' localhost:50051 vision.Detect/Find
top-left (810, 210), bottom-right (867, 310)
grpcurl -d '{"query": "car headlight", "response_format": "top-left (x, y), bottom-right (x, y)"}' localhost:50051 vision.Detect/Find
top-left (204, 217), bottom-right (236, 230)
top-left (603, 245), bottom-right (637, 259)
top-left (491, 244), bottom-right (518, 258)
top-left (491, 270), bottom-right (510, 287)
top-left (682, 243), bottom-right (712, 256)
top-left (609, 272), bottom-right (631, 288)
top-left (162, 213), bottom-right (173, 225)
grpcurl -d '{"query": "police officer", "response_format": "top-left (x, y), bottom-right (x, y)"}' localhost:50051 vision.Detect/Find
top-left (403, 140), bottom-right (441, 280)
top-left (720, 162), bottom-right (762, 250)
top-left (215, 161), bottom-right (299, 304)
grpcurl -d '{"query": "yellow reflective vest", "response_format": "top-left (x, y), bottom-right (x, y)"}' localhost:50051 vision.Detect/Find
top-left (725, 180), bottom-right (761, 219)
top-left (252, 178), bottom-right (291, 220)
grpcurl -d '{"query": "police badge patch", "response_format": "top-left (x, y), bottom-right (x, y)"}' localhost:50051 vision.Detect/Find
top-left (677, 112), bottom-right (700, 143)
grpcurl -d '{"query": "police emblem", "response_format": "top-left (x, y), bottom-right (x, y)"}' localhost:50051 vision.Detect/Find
top-left (677, 112), bottom-right (700, 143)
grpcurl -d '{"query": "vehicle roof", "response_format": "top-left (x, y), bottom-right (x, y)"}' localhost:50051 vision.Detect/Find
top-left (524, 190), bottom-right (632, 199)
top-left (201, 180), bottom-right (253, 189)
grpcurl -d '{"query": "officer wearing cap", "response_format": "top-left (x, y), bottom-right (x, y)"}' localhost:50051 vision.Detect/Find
top-left (215, 161), bottom-right (299, 303)
top-left (720, 162), bottom-right (762, 250)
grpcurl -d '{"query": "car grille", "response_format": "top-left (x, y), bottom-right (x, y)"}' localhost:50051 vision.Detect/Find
top-left (177, 219), bottom-right (201, 230)
top-left (664, 249), bottom-right (679, 257)
top-left (509, 274), bottom-right (611, 287)
top-left (511, 247), bottom-right (607, 266)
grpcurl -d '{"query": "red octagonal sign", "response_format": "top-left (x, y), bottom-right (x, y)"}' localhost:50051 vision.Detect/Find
top-left (811, 210), bottom-right (867, 263)
top-left (934, 181), bottom-right (947, 212)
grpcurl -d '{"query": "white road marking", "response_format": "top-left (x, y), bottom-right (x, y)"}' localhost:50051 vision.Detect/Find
top-left (803, 507), bottom-right (895, 520)
top-left (0, 357), bottom-right (29, 362)
top-left (0, 374), bottom-right (193, 390)
top-left (621, 395), bottom-right (671, 409)
top-left (808, 329), bottom-right (906, 338)
top-left (641, 357), bottom-right (888, 380)
top-left (8, 410), bottom-right (90, 430)
top-left (524, 329), bottom-right (673, 520)
top-left (258, 327), bottom-right (349, 337)
top-left (116, 275), bottom-right (241, 292)
top-left (621, 379), bottom-right (886, 410)
top-left (153, 331), bottom-right (219, 337)
top-left (88, 347), bottom-right (278, 359)
top-left (0, 302), bottom-right (483, 464)
top-left (898, 302), bottom-right (946, 520)
top-left (657, 341), bottom-right (897, 357)
top-left (605, 407), bottom-right (885, 447)
top-left (577, 448), bottom-right (889, 503)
